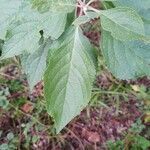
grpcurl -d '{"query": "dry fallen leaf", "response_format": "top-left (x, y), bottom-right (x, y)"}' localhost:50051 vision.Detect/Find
top-left (143, 99), bottom-right (150, 106)
top-left (82, 128), bottom-right (100, 143)
top-left (21, 102), bottom-right (34, 113)
top-left (143, 112), bottom-right (150, 124)
top-left (131, 85), bottom-right (140, 92)
top-left (87, 132), bottom-right (100, 143)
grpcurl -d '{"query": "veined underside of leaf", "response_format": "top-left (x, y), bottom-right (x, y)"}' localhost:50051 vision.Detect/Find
top-left (139, 9), bottom-right (150, 36)
top-left (44, 27), bottom-right (96, 133)
top-left (0, 2), bottom-right (67, 59)
top-left (0, 0), bottom-right (22, 39)
top-left (99, 7), bottom-right (147, 42)
top-left (21, 38), bottom-right (53, 90)
top-left (113, 0), bottom-right (150, 11)
top-left (101, 30), bottom-right (150, 79)
top-left (31, 0), bottom-right (76, 13)
top-left (73, 12), bottom-right (99, 26)
top-left (112, 0), bottom-right (150, 37)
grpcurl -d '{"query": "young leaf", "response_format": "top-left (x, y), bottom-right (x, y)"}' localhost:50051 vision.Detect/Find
top-left (99, 7), bottom-right (146, 41)
top-left (0, 0), bottom-right (22, 39)
top-left (101, 30), bottom-right (150, 79)
top-left (44, 27), bottom-right (96, 133)
top-left (31, 0), bottom-right (76, 13)
top-left (21, 38), bottom-right (53, 90)
top-left (1, 4), bottom-right (67, 59)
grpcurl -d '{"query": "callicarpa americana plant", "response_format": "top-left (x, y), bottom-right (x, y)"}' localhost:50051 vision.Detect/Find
top-left (0, 0), bottom-right (150, 133)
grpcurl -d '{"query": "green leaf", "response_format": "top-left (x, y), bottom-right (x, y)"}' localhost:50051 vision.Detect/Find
top-left (7, 132), bottom-right (14, 141)
top-left (0, 143), bottom-right (9, 150)
top-left (113, 0), bottom-right (150, 11)
top-left (99, 7), bottom-right (146, 41)
top-left (143, 20), bottom-right (150, 36)
top-left (0, 39), bottom-right (4, 56)
top-left (139, 9), bottom-right (150, 21)
top-left (21, 38), bottom-right (52, 90)
top-left (44, 27), bottom-right (96, 133)
top-left (73, 12), bottom-right (99, 26)
top-left (1, 3), bottom-right (67, 59)
top-left (113, 0), bottom-right (150, 37)
top-left (101, 1), bottom-right (115, 9)
top-left (101, 30), bottom-right (150, 79)
top-left (31, 0), bottom-right (76, 13)
top-left (134, 135), bottom-right (150, 150)
top-left (1, 20), bottom-right (41, 59)
top-left (65, 11), bottom-right (75, 29)
top-left (0, 0), bottom-right (22, 39)
top-left (139, 9), bottom-right (150, 36)
top-left (0, 95), bottom-right (9, 109)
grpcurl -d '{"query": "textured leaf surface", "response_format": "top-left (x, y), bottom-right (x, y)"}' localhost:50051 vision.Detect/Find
top-left (113, 0), bottom-right (150, 37)
top-left (101, 30), bottom-right (150, 79)
top-left (113, 0), bottom-right (150, 11)
top-left (99, 7), bottom-right (146, 41)
top-left (139, 9), bottom-right (150, 36)
top-left (21, 38), bottom-right (52, 90)
top-left (1, 3), bottom-right (67, 59)
top-left (0, 0), bottom-right (22, 39)
top-left (44, 27), bottom-right (96, 133)
top-left (31, 0), bottom-right (76, 13)
top-left (73, 12), bottom-right (99, 26)
top-left (143, 20), bottom-right (150, 36)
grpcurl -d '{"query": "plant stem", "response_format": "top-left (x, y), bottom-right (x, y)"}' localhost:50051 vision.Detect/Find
top-left (78, 0), bottom-right (84, 5)
top-left (87, 6), bottom-right (100, 13)
top-left (86, 0), bottom-right (96, 6)
top-left (92, 88), bottom-right (129, 96)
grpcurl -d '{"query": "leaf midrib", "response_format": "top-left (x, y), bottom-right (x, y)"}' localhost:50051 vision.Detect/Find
top-left (57, 28), bottom-right (79, 128)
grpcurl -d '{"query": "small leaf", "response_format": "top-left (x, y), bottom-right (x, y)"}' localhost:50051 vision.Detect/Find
top-left (44, 26), bottom-right (96, 133)
top-left (0, 94), bottom-right (9, 109)
top-left (134, 135), bottom-right (150, 149)
top-left (21, 102), bottom-right (34, 113)
top-left (0, 144), bottom-right (9, 150)
top-left (7, 132), bottom-right (14, 141)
